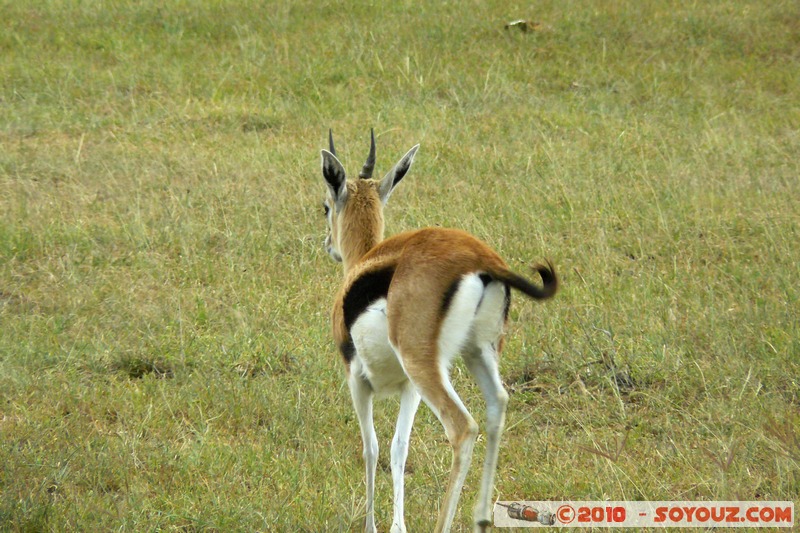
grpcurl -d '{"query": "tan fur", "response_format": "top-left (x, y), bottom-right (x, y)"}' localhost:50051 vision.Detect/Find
top-left (334, 227), bottom-right (520, 367)
top-left (335, 180), bottom-right (385, 272)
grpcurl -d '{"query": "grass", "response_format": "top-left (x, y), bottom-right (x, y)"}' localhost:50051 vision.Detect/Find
top-left (1, 0), bottom-right (799, 530)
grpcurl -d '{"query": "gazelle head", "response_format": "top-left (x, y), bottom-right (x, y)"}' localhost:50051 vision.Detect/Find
top-left (320, 129), bottom-right (419, 272)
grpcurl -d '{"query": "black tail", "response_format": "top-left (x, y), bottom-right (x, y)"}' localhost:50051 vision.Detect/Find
top-left (493, 260), bottom-right (558, 300)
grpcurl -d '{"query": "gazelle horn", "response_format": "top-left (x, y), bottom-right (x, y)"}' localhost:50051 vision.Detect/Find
top-left (359, 128), bottom-right (376, 179)
top-left (328, 129), bottom-right (336, 157)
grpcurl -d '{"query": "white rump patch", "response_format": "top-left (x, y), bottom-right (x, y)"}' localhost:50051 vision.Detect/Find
top-left (438, 273), bottom-right (507, 372)
top-left (472, 280), bottom-right (507, 347)
top-left (437, 274), bottom-right (485, 368)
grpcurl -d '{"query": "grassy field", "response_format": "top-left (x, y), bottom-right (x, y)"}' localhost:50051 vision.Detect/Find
top-left (1, 0), bottom-right (798, 530)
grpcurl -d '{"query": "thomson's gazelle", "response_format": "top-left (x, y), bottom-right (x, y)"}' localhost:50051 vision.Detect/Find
top-left (320, 130), bottom-right (557, 533)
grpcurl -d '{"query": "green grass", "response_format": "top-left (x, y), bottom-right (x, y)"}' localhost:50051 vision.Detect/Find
top-left (1, 0), bottom-right (798, 530)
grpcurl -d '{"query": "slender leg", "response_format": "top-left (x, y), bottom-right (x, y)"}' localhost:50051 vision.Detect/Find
top-left (390, 273), bottom-right (486, 532)
top-left (435, 375), bottom-right (479, 533)
top-left (390, 384), bottom-right (421, 533)
top-left (463, 344), bottom-right (509, 531)
top-left (406, 363), bottom-right (478, 533)
top-left (349, 372), bottom-right (378, 533)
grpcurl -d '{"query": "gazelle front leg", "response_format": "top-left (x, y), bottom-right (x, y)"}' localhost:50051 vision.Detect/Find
top-left (390, 383), bottom-right (421, 533)
top-left (349, 370), bottom-right (378, 533)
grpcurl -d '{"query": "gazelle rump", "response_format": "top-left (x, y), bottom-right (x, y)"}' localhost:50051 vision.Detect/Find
top-left (320, 130), bottom-right (558, 533)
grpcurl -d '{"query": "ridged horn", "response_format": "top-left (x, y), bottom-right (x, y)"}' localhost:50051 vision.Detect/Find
top-left (328, 129), bottom-right (336, 157)
top-left (358, 128), bottom-right (376, 179)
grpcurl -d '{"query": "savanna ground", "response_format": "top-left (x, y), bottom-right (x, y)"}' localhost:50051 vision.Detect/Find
top-left (1, 1), bottom-right (798, 531)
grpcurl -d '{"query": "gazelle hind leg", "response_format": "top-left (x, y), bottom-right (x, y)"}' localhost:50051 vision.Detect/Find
top-left (404, 363), bottom-right (478, 533)
top-left (463, 343), bottom-right (509, 531)
top-left (390, 383), bottom-right (421, 533)
top-left (465, 279), bottom-right (510, 530)
top-left (392, 273), bottom-right (485, 531)
top-left (348, 371), bottom-right (378, 533)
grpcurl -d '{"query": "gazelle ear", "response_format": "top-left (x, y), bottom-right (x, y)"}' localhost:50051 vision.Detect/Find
top-left (378, 144), bottom-right (419, 204)
top-left (321, 149), bottom-right (348, 208)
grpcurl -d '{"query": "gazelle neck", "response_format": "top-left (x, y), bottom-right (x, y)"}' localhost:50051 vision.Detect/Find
top-left (342, 222), bottom-right (384, 273)
top-left (338, 180), bottom-right (386, 274)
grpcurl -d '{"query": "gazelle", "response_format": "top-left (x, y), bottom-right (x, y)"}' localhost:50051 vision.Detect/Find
top-left (320, 130), bottom-right (557, 532)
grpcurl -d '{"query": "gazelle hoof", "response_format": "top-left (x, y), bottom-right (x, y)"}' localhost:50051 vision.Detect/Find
top-left (474, 518), bottom-right (491, 532)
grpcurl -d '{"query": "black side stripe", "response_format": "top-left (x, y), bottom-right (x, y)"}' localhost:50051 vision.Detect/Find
top-left (441, 279), bottom-right (460, 316)
top-left (502, 284), bottom-right (511, 321)
top-left (339, 339), bottom-right (356, 362)
top-left (340, 266), bottom-right (395, 362)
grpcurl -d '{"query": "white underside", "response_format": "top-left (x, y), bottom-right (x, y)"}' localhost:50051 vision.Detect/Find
top-left (350, 299), bottom-right (407, 398)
